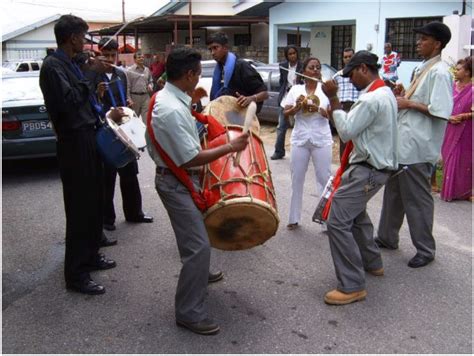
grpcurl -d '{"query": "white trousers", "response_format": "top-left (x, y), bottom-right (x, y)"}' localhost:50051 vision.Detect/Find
top-left (289, 141), bottom-right (332, 224)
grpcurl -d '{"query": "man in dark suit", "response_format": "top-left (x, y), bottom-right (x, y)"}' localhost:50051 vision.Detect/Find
top-left (271, 45), bottom-right (303, 160)
top-left (39, 15), bottom-right (116, 295)
top-left (94, 37), bottom-right (153, 231)
top-left (207, 32), bottom-right (268, 113)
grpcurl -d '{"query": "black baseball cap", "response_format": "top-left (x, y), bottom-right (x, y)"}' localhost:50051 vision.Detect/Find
top-left (413, 21), bottom-right (451, 47)
top-left (342, 50), bottom-right (379, 77)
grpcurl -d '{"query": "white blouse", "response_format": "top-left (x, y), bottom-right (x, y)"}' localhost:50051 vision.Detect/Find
top-left (282, 83), bottom-right (333, 147)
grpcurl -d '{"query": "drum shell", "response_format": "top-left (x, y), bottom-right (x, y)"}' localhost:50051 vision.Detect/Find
top-left (202, 126), bottom-right (279, 250)
top-left (96, 124), bottom-right (137, 168)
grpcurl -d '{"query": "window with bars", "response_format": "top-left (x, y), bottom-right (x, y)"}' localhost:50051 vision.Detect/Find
top-left (331, 25), bottom-right (353, 69)
top-left (385, 17), bottom-right (442, 61)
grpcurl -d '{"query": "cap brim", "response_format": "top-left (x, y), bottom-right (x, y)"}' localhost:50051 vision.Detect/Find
top-left (342, 64), bottom-right (355, 77)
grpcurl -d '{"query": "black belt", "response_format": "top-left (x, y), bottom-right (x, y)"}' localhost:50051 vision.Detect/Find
top-left (156, 166), bottom-right (201, 176)
top-left (131, 92), bottom-right (147, 95)
top-left (353, 162), bottom-right (393, 175)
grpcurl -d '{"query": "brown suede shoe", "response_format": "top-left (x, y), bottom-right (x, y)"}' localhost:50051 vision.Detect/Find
top-left (324, 289), bottom-right (367, 305)
top-left (367, 268), bottom-right (384, 276)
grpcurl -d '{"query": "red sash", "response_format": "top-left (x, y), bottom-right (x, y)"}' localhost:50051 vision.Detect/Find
top-left (321, 78), bottom-right (386, 220)
top-left (146, 93), bottom-right (226, 212)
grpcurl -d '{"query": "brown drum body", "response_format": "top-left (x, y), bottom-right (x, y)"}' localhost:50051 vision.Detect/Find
top-left (202, 126), bottom-right (279, 251)
top-left (202, 95), bottom-right (260, 135)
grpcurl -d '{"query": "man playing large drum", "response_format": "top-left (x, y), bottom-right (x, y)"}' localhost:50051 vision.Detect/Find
top-left (147, 47), bottom-right (249, 335)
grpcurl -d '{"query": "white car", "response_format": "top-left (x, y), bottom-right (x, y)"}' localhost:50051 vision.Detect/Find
top-left (2, 60), bottom-right (43, 72)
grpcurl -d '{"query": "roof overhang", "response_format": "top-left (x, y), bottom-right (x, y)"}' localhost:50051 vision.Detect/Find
top-left (89, 15), bottom-right (269, 36)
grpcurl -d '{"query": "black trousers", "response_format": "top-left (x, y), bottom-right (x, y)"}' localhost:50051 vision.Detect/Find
top-left (57, 129), bottom-right (103, 283)
top-left (103, 159), bottom-right (143, 224)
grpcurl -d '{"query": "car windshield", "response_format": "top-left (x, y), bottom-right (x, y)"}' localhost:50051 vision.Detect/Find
top-left (3, 62), bottom-right (17, 71)
top-left (2, 76), bottom-right (43, 102)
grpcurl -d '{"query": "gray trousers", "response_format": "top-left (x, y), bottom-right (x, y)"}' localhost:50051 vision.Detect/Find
top-left (327, 165), bottom-right (390, 293)
top-left (155, 172), bottom-right (210, 323)
top-left (377, 163), bottom-right (435, 258)
top-left (131, 93), bottom-right (150, 123)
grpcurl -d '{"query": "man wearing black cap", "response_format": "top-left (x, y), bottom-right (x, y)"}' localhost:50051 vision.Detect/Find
top-left (321, 50), bottom-right (398, 305)
top-left (375, 22), bottom-right (453, 269)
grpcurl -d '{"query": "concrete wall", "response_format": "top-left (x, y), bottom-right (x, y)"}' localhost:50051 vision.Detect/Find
top-left (443, 14), bottom-right (472, 64)
top-left (4, 22), bottom-right (56, 60)
top-left (269, 1), bottom-right (463, 87)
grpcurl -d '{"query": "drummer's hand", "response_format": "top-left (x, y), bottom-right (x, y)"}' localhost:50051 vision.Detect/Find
top-left (235, 92), bottom-right (254, 108)
top-left (322, 79), bottom-right (338, 98)
top-left (96, 82), bottom-right (107, 98)
top-left (109, 107), bottom-right (126, 123)
top-left (126, 98), bottom-right (134, 107)
top-left (228, 133), bottom-right (250, 152)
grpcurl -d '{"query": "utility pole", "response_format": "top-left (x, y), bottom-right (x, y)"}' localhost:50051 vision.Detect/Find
top-left (189, 0), bottom-right (193, 47)
top-left (122, 0), bottom-right (127, 52)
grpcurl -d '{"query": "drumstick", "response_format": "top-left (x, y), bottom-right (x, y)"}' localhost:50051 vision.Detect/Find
top-left (279, 66), bottom-right (323, 83)
top-left (234, 101), bottom-right (257, 167)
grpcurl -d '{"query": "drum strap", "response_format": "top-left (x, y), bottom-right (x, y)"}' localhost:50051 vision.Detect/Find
top-left (146, 93), bottom-right (226, 212)
top-left (321, 78), bottom-right (386, 221)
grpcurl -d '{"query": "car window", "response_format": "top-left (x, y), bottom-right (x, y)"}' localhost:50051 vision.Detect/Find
top-left (31, 63), bottom-right (40, 71)
top-left (17, 63), bottom-right (29, 72)
top-left (321, 64), bottom-right (336, 81)
top-left (269, 70), bottom-right (281, 92)
top-left (2, 76), bottom-right (43, 102)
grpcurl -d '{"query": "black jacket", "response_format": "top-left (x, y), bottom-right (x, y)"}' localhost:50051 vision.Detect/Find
top-left (39, 54), bottom-right (97, 135)
top-left (278, 60), bottom-right (304, 105)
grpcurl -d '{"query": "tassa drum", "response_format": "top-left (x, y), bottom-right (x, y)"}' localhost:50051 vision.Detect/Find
top-left (201, 126), bottom-right (279, 251)
top-left (96, 107), bottom-right (143, 168)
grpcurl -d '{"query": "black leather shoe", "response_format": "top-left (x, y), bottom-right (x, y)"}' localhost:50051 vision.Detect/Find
top-left (100, 235), bottom-right (117, 247)
top-left (374, 237), bottom-right (398, 250)
top-left (66, 278), bottom-right (105, 295)
top-left (270, 153), bottom-right (284, 160)
top-left (408, 254), bottom-right (434, 268)
top-left (126, 215), bottom-right (154, 223)
top-left (87, 253), bottom-right (117, 271)
top-left (176, 318), bottom-right (220, 335)
top-left (103, 223), bottom-right (116, 231)
top-left (208, 271), bottom-right (224, 284)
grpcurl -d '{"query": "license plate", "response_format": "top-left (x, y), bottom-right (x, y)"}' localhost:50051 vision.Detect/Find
top-left (22, 120), bottom-right (53, 132)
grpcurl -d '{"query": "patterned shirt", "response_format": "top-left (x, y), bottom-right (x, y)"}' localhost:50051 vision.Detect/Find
top-left (333, 70), bottom-right (359, 103)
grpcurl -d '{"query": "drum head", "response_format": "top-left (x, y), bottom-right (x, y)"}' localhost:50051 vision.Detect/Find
top-left (202, 95), bottom-right (260, 135)
top-left (204, 201), bottom-right (279, 251)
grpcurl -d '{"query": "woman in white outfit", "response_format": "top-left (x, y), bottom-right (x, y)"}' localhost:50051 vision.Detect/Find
top-left (282, 57), bottom-right (333, 230)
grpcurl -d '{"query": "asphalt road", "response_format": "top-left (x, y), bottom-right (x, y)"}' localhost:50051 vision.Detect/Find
top-left (2, 134), bottom-right (473, 353)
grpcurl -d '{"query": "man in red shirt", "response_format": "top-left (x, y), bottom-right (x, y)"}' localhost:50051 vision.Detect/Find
top-left (150, 53), bottom-right (165, 92)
